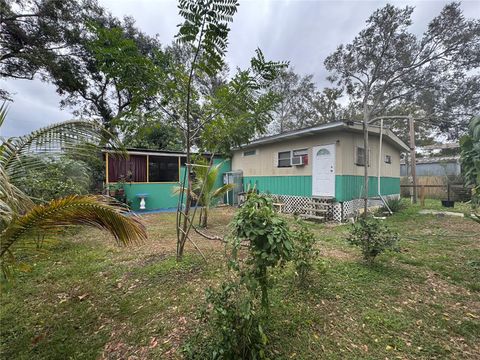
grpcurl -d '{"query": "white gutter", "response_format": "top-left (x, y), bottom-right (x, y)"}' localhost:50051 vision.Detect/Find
top-left (377, 119), bottom-right (392, 215)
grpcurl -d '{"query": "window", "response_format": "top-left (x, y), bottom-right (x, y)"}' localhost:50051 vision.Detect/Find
top-left (278, 151), bottom-right (291, 167)
top-left (108, 154), bottom-right (147, 182)
top-left (149, 156), bottom-right (179, 182)
top-left (243, 149), bottom-right (256, 156)
top-left (355, 147), bottom-right (365, 166)
top-left (385, 155), bottom-right (392, 164)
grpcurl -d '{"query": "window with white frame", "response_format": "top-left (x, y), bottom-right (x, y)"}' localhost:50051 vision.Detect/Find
top-left (384, 155), bottom-right (392, 164)
top-left (243, 149), bottom-right (256, 156)
top-left (278, 151), bottom-right (291, 167)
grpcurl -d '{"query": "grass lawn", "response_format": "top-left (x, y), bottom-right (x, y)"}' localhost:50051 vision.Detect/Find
top-left (1, 201), bottom-right (479, 359)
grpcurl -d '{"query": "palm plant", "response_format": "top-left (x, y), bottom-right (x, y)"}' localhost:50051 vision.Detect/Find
top-left (175, 158), bottom-right (234, 229)
top-left (0, 103), bottom-right (146, 278)
top-left (193, 160), bottom-right (234, 228)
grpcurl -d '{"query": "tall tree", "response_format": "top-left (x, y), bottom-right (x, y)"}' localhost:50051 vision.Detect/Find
top-left (156, 0), bottom-right (286, 259)
top-left (268, 68), bottom-right (340, 133)
top-left (1, 0), bottom-right (162, 131)
top-left (325, 2), bottom-right (480, 213)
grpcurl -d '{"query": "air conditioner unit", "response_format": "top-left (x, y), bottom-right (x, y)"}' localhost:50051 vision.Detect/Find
top-left (292, 156), bottom-right (304, 166)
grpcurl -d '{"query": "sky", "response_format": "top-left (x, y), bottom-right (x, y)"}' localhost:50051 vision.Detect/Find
top-left (2, 0), bottom-right (479, 137)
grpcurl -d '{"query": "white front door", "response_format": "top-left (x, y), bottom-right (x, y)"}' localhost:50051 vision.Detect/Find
top-left (312, 144), bottom-right (335, 197)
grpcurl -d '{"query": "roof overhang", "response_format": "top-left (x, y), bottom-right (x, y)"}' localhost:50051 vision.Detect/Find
top-left (238, 121), bottom-right (409, 152)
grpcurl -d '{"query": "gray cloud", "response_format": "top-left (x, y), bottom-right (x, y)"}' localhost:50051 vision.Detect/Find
top-left (2, 0), bottom-right (479, 137)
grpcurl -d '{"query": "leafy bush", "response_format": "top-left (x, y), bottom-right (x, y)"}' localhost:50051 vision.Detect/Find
top-left (347, 216), bottom-right (400, 263)
top-left (231, 192), bottom-right (293, 307)
top-left (15, 156), bottom-right (91, 202)
top-left (291, 219), bottom-right (319, 286)
top-left (184, 282), bottom-right (268, 360)
top-left (185, 193), bottom-right (293, 359)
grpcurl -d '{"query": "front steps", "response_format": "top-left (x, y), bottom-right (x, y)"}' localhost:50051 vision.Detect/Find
top-left (298, 198), bottom-right (333, 222)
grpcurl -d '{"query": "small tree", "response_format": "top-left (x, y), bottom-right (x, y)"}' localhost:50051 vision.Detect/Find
top-left (291, 219), bottom-right (319, 287)
top-left (347, 216), bottom-right (399, 264)
top-left (191, 159), bottom-right (234, 228)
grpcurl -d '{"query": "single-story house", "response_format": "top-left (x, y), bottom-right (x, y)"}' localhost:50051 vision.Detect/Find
top-left (104, 149), bottom-right (230, 211)
top-left (231, 121), bottom-right (409, 221)
top-left (400, 156), bottom-right (461, 177)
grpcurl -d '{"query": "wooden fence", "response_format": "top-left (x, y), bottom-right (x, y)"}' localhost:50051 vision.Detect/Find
top-left (400, 176), bottom-right (470, 201)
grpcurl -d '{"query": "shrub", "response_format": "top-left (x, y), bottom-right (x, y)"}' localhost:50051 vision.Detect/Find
top-left (384, 197), bottom-right (404, 213)
top-left (184, 282), bottom-right (268, 360)
top-left (291, 219), bottom-right (319, 286)
top-left (347, 216), bottom-right (400, 263)
top-left (185, 193), bottom-right (293, 359)
top-left (231, 192), bottom-right (293, 308)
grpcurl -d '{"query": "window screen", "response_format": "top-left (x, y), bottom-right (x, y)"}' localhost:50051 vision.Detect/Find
top-left (278, 151), bottom-right (291, 167)
top-left (149, 156), bottom-right (179, 182)
top-left (356, 147), bottom-right (366, 166)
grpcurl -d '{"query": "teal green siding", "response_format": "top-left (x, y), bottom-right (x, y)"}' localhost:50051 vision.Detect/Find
top-left (335, 175), bottom-right (400, 201)
top-left (112, 157), bottom-right (231, 211)
top-left (123, 183), bottom-right (179, 211)
top-left (243, 175), bottom-right (400, 202)
top-left (244, 176), bottom-right (312, 197)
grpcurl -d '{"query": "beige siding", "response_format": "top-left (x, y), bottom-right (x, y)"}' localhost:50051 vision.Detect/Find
top-left (232, 130), bottom-right (401, 178)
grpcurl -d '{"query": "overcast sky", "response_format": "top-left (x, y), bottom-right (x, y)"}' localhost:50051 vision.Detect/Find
top-left (2, 0), bottom-right (479, 137)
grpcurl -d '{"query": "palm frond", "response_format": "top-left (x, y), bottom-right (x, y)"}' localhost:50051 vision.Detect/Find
top-left (0, 120), bottom-right (125, 182)
top-left (0, 102), bottom-right (8, 128)
top-left (0, 195), bottom-right (147, 260)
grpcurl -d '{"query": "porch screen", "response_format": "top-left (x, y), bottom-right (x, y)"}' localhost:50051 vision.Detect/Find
top-left (108, 154), bottom-right (147, 182)
top-left (149, 156), bottom-right (179, 182)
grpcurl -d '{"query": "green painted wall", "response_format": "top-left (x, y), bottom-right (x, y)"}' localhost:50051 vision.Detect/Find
top-left (112, 157), bottom-right (231, 212)
top-left (335, 175), bottom-right (400, 201)
top-left (244, 176), bottom-right (312, 197)
top-left (243, 175), bottom-right (400, 202)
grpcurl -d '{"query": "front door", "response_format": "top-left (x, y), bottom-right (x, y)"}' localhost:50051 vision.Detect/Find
top-left (312, 144), bottom-right (335, 197)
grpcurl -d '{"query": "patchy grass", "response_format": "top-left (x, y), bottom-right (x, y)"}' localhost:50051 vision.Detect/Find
top-left (1, 205), bottom-right (479, 359)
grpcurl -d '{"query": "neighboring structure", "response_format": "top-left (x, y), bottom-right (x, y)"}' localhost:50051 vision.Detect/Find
top-left (401, 156), bottom-right (461, 177)
top-left (104, 149), bottom-right (230, 211)
top-left (231, 121), bottom-right (409, 221)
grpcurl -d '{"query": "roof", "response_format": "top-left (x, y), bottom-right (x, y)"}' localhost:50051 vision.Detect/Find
top-left (102, 148), bottom-right (221, 157)
top-left (400, 155), bottom-right (460, 165)
top-left (239, 121), bottom-right (409, 152)
top-left (420, 143), bottom-right (460, 150)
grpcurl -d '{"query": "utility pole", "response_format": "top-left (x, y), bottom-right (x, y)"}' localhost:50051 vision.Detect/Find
top-left (409, 115), bottom-right (417, 204)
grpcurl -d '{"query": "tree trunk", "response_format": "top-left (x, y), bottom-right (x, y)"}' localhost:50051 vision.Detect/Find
top-left (363, 110), bottom-right (370, 216)
top-left (177, 146), bottom-right (191, 261)
top-left (201, 207), bottom-right (208, 228)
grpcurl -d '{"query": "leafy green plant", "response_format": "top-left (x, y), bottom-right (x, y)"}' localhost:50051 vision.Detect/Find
top-left (460, 116), bottom-right (480, 212)
top-left (16, 156), bottom-right (91, 202)
top-left (291, 219), bottom-right (319, 286)
top-left (0, 105), bottom-right (146, 278)
top-left (185, 193), bottom-right (293, 359)
top-left (184, 281), bottom-right (268, 360)
top-left (347, 216), bottom-right (400, 264)
top-left (175, 157), bottom-right (234, 228)
top-left (232, 192), bottom-right (293, 308)
top-left (381, 197), bottom-right (404, 214)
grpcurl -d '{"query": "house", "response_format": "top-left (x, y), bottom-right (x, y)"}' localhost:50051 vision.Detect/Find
top-left (231, 121), bottom-right (409, 221)
top-left (400, 156), bottom-right (461, 177)
top-left (104, 149), bottom-right (230, 211)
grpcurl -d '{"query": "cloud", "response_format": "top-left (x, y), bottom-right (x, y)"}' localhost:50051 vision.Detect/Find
top-left (2, 0), bottom-right (479, 136)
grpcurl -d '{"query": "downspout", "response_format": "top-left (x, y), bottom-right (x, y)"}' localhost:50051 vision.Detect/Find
top-left (378, 119), bottom-right (392, 215)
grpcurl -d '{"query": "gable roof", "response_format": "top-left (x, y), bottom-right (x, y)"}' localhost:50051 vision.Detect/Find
top-left (240, 121), bottom-right (409, 152)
